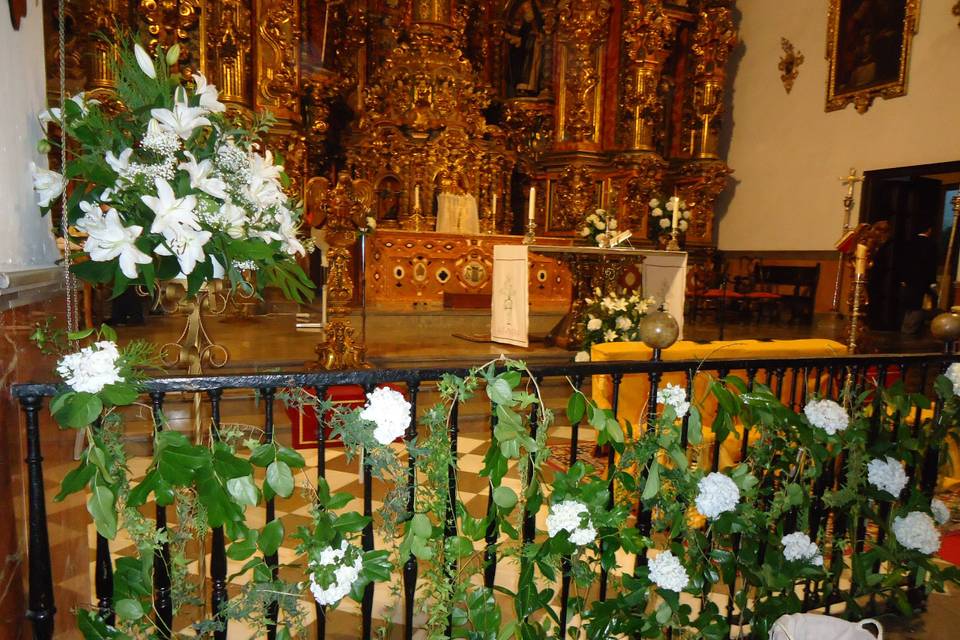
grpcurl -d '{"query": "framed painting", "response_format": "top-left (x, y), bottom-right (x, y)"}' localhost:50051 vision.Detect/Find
top-left (825, 0), bottom-right (920, 114)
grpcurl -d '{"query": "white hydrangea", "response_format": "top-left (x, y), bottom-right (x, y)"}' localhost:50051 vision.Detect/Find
top-left (574, 351), bottom-right (590, 363)
top-left (586, 316), bottom-right (602, 331)
top-left (946, 363), bottom-right (960, 396)
top-left (803, 398), bottom-right (849, 435)
top-left (892, 511), bottom-right (941, 555)
top-left (658, 217), bottom-right (671, 229)
top-left (546, 500), bottom-right (597, 546)
top-left (308, 541), bottom-right (364, 607)
top-left (694, 472), bottom-right (740, 520)
top-left (931, 498), bottom-right (951, 526)
top-left (781, 532), bottom-right (823, 566)
top-left (358, 386), bottom-right (411, 445)
top-left (648, 550), bottom-right (689, 592)
top-left (615, 316), bottom-right (633, 331)
top-left (866, 456), bottom-right (909, 497)
top-left (56, 341), bottom-right (123, 394)
top-left (656, 383), bottom-right (690, 418)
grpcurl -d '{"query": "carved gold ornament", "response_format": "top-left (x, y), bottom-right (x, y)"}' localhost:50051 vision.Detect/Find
top-left (825, 0), bottom-right (920, 114)
top-left (778, 38), bottom-right (804, 94)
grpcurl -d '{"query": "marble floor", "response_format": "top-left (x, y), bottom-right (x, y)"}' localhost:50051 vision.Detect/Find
top-left (20, 308), bottom-right (960, 638)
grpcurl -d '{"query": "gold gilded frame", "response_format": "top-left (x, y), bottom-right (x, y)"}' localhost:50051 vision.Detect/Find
top-left (825, 0), bottom-right (920, 114)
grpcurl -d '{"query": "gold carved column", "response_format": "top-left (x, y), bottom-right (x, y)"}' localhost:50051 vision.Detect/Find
top-left (555, 0), bottom-right (611, 148)
top-left (689, 1), bottom-right (737, 160)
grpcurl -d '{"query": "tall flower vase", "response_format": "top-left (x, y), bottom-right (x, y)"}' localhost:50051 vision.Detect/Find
top-left (154, 279), bottom-right (230, 375)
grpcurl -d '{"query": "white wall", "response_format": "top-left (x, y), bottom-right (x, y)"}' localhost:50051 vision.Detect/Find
top-left (0, 3), bottom-right (59, 270)
top-left (718, 0), bottom-right (960, 251)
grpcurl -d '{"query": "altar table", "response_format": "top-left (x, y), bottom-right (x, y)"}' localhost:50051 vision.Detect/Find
top-left (591, 339), bottom-right (847, 468)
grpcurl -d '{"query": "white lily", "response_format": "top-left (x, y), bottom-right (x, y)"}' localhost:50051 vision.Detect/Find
top-left (155, 227), bottom-right (212, 275)
top-left (217, 203), bottom-right (247, 239)
top-left (191, 72), bottom-right (226, 113)
top-left (179, 151), bottom-right (229, 199)
top-left (76, 201), bottom-right (107, 234)
top-left (105, 148), bottom-right (134, 176)
top-left (244, 176), bottom-right (285, 209)
top-left (38, 108), bottom-right (61, 133)
top-left (134, 44), bottom-right (157, 79)
top-left (248, 150), bottom-right (283, 183)
top-left (30, 162), bottom-right (65, 207)
top-left (82, 208), bottom-right (153, 278)
top-left (142, 178), bottom-right (200, 236)
top-left (150, 92), bottom-right (211, 140)
top-left (279, 217), bottom-right (306, 256)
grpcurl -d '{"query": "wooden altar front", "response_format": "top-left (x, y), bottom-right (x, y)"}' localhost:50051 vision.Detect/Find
top-left (364, 230), bottom-right (575, 311)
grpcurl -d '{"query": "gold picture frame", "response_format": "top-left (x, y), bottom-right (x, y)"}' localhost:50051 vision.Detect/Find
top-left (825, 0), bottom-right (920, 114)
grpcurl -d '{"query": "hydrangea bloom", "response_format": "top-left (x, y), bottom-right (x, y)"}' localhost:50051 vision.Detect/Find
top-left (694, 472), bottom-right (740, 520)
top-left (574, 351), bottom-right (590, 363)
top-left (932, 498), bottom-right (951, 526)
top-left (359, 386), bottom-right (411, 445)
top-left (892, 511), bottom-right (941, 555)
top-left (545, 500), bottom-right (597, 546)
top-left (781, 532), bottom-right (823, 566)
top-left (648, 550), bottom-right (689, 592)
top-left (586, 316), bottom-right (602, 331)
top-left (946, 363), bottom-right (960, 396)
top-left (803, 399), bottom-right (849, 435)
top-left (308, 541), bottom-right (363, 606)
top-left (867, 456), bottom-right (909, 497)
top-left (656, 383), bottom-right (690, 418)
top-left (56, 341), bottom-right (123, 394)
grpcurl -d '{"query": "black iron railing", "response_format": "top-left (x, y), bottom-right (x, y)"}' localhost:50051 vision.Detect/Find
top-left (12, 351), bottom-right (957, 639)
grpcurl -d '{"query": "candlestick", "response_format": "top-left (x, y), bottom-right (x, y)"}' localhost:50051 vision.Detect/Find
top-left (414, 184), bottom-right (420, 209)
top-left (528, 186), bottom-right (536, 222)
top-left (854, 243), bottom-right (867, 276)
top-left (492, 193), bottom-right (497, 216)
top-left (671, 197), bottom-right (680, 230)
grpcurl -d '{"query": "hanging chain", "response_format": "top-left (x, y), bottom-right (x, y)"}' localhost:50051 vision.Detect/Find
top-left (58, 0), bottom-right (78, 335)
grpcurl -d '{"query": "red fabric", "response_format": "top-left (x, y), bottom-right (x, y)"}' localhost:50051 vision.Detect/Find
top-left (939, 531), bottom-right (960, 565)
top-left (744, 291), bottom-right (781, 299)
top-left (701, 289), bottom-right (744, 298)
top-left (288, 383), bottom-right (407, 450)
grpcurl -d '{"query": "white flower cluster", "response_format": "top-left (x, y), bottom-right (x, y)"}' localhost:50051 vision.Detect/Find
top-left (892, 511), bottom-right (941, 555)
top-left (56, 341), bottom-right (123, 394)
top-left (648, 550), bottom-right (689, 592)
top-left (574, 351), bottom-right (590, 362)
top-left (866, 456), bottom-right (909, 497)
top-left (803, 399), bottom-right (849, 435)
top-left (359, 386), bottom-right (411, 445)
top-left (580, 209), bottom-right (618, 243)
top-left (545, 500), bottom-right (597, 546)
top-left (656, 383), bottom-right (690, 419)
top-left (30, 162), bottom-right (65, 208)
top-left (649, 197), bottom-right (691, 232)
top-left (946, 363), bottom-right (960, 396)
top-left (308, 541), bottom-right (364, 607)
top-left (582, 292), bottom-right (657, 346)
top-left (694, 472), bottom-right (740, 520)
top-left (781, 532), bottom-right (824, 566)
top-left (931, 498), bottom-right (951, 526)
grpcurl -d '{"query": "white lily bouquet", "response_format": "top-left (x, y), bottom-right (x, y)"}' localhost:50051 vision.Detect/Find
top-left (579, 208), bottom-right (617, 246)
top-left (648, 196), bottom-right (691, 244)
top-left (32, 39), bottom-right (313, 301)
top-left (580, 288), bottom-right (658, 355)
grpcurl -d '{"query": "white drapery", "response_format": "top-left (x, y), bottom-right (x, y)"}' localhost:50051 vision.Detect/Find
top-left (436, 193), bottom-right (480, 235)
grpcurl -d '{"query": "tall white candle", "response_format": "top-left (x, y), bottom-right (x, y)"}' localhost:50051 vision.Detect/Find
top-left (414, 185), bottom-right (420, 209)
top-left (492, 193), bottom-right (497, 216)
top-left (671, 196), bottom-right (680, 230)
top-left (528, 187), bottom-right (536, 221)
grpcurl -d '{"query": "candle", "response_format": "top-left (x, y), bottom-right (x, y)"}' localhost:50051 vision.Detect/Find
top-left (528, 187), bottom-right (536, 222)
top-left (414, 185), bottom-right (420, 210)
top-left (855, 243), bottom-right (867, 276)
top-left (492, 193), bottom-right (497, 216)
top-left (671, 196), bottom-right (680, 230)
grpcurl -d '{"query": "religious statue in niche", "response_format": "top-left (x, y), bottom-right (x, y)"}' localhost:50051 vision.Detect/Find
top-left (505, 0), bottom-right (545, 98)
top-left (376, 177), bottom-right (402, 227)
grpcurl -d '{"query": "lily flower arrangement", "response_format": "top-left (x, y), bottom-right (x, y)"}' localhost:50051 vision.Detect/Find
top-left (31, 39), bottom-right (313, 301)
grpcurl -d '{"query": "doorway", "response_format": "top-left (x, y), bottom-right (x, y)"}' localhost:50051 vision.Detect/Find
top-left (860, 161), bottom-right (960, 331)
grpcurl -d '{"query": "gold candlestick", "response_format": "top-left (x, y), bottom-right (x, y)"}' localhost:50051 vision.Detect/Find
top-left (666, 227), bottom-right (680, 251)
top-left (831, 168), bottom-right (863, 312)
top-left (522, 219), bottom-right (537, 245)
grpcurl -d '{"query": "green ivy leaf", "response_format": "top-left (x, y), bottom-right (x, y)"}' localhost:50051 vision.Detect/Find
top-left (227, 535), bottom-right (259, 561)
top-left (114, 598), bottom-right (144, 622)
top-left (566, 392), bottom-right (586, 424)
top-left (266, 460), bottom-right (294, 498)
top-left (126, 471), bottom-right (159, 508)
top-left (606, 418), bottom-right (625, 444)
top-left (687, 406), bottom-right (703, 445)
top-left (493, 486), bottom-right (518, 510)
top-left (55, 463), bottom-right (95, 502)
top-left (258, 520), bottom-right (284, 556)
top-left (641, 463), bottom-right (660, 501)
top-left (227, 475), bottom-right (259, 507)
top-left (77, 609), bottom-right (122, 639)
top-left (447, 535), bottom-right (474, 557)
top-left (100, 383), bottom-right (139, 407)
top-left (53, 391), bottom-right (103, 429)
top-left (250, 443), bottom-right (277, 467)
top-left (487, 378), bottom-right (514, 405)
top-left (411, 513), bottom-right (433, 538)
top-left (276, 445), bottom-right (306, 468)
top-left (87, 484), bottom-right (118, 540)
top-left (334, 512), bottom-right (369, 534)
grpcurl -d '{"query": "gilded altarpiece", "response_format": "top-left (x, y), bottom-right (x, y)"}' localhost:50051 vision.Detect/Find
top-left (46, 0), bottom-right (739, 309)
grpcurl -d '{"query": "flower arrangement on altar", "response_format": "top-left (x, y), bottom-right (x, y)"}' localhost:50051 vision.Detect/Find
top-left (579, 208), bottom-right (618, 246)
top-left (33, 323), bottom-right (960, 638)
top-left (576, 288), bottom-right (657, 360)
top-left (31, 39), bottom-right (313, 301)
top-left (649, 195), bottom-right (691, 246)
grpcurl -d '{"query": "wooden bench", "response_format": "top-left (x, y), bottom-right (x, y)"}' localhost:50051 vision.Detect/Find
top-left (752, 263), bottom-right (820, 323)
